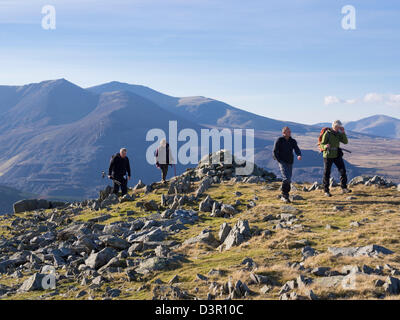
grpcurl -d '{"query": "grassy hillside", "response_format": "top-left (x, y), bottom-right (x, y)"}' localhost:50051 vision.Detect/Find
top-left (1, 174), bottom-right (400, 300)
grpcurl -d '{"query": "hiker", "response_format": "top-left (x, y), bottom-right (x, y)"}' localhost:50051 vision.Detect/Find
top-left (108, 148), bottom-right (131, 195)
top-left (273, 127), bottom-right (302, 202)
top-left (155, 138), bottom-right (174, 183)
top-left (319, 120), bottom-right (352, 197)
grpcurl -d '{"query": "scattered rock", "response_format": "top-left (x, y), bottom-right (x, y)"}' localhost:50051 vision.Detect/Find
top-left (221, 220), bottom-right (252, 251)
top-left (169, 275), bottom-right (180, 284)
top-left (260, 285), bottom-right (270, 294)
top-left (183, 229), bottom-right (219, 247)
top-left (328, 245), bottom-right (394, 258)
top-left (218, 223), bottom-right (231, 243)
top-left (85, 247), bottom-right (118, 269)
top-left (18, 273), bottom-right (50, 292)
top-left (383, 276), bottom-right (400, 295)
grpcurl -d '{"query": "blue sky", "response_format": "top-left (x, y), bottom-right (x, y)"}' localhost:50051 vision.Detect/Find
top-left (0, 0), bottom-right (399, 124)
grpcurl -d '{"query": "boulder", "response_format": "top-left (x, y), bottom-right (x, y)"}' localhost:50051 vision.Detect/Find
top-left (218, 223), bottom-right (231, 243)
top-left (383, 276), bottom-right (400, 295)
top-left (308, 182), bottom-right (319, 192)
top-left (99, 235), bottom-right (130, 250)
top-left (133, 227), bottom-right (166, 242)
top-left (222, 220), bottom-right (251, 250)
top-left (133, 180), bottom-right (146, 190)
top-left (195, 177), bottom-right (214, 197)
top-left (136, 257), bottom-right (178, 273)
top-left (199, 195), bottom-right (214, 212)
top-left (120, 194), bottom-right (134, 203)
top-left (183, 229), bottom-right (218, 247)
top-left (13, 199), bottom-right (66, 214)
top-left (143, 200), bottom-right (159, 211)
top-left (18, 273), bottom-right (51, 292)
top-left (328, 244), bottom-right (394, 258)
top-left (99, 186), bottom-right (113, 201)
top-left (301, 246), bottom-right (317, 259)
top-left (85, 247), bottom-right (118, 269)
top-left (220, 204), bottom-right (236, 216)
top-left (100, 194), bottom-right (119, 208)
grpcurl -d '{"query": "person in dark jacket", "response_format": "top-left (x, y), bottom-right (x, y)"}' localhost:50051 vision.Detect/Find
top-left (155, 139), bottom-right (174, 183)
top-left (108, 148), bottom-right (131, 195)
top-left (273, 127), bottom-right (302, 202)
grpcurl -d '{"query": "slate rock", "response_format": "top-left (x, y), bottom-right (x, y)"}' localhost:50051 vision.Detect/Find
top-left (328, 245), bottom-right (394, 257)
top-left (18, 273), bottom-right (51, 292)
top-left (85, 247), bottom-right (118, 269)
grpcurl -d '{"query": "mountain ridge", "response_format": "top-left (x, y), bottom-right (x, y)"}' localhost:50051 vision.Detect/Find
top-left (314, 114), bottom-right (400, 139)
top-left (0, 79), bottom-right (395, 207)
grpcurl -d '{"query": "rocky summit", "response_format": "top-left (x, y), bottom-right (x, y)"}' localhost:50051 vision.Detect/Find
top-left (0, 150), bottom-right (400, 300)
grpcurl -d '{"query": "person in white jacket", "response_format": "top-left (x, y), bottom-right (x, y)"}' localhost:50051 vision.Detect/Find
top-left (155, 138), bottom-right (174, 183)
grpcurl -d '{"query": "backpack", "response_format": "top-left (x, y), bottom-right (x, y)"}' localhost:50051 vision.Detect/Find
top-left (318, 127), bottom-right (331, 152)
top-left (155, 143), bottom-right (170, 167)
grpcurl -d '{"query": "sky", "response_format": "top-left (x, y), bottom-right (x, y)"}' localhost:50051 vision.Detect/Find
top-left (0, 0), bottom-right (399, 124)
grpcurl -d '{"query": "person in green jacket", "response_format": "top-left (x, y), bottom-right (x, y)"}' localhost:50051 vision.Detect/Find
top-left (320, 120), bottom-right (352, 197)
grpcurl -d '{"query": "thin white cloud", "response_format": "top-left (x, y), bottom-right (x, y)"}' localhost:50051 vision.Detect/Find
top-left (364, 92), bottom-right (384, 103)
top-left (324, 93), bottom-right (400, 107)
top-left (324, 96), bottom-right (342, 105)
top-left (387, 94), bottom-right (400, 107)
top-left (324, 96), bottom-right (357, 105)
top-left (345, 99), bottom-right (357, 104)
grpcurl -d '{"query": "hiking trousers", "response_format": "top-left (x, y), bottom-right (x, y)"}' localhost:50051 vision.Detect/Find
top-left (278, 161), bottom-right (293, 197)
top-left (160, 164), bottom-right (169, 182)
top-left (112, 175), bottom-right (128, 195)
top-left (323, 156), bottom-right (347, 192)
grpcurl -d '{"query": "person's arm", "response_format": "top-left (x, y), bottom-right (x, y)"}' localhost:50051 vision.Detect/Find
top-left (320, 132), bottom-right (330, 150)
top-left (272, 139), bottom-right (281, 162)
top-left (155, 148), bottom-right (159, 162)
top-left (108, 156), bottom-right (115, 176)
top-left (339, 131), bottom-right (348, 144)
top-left (126, 158), bottom-right (131, 178)
top-left (293, 139), bottom-right (302, 156)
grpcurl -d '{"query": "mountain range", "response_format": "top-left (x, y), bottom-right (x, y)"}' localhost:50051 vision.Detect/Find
top-left (314, 114), bottom-right (400, 139)
top-left (0, 79), bottom-right (396, 210)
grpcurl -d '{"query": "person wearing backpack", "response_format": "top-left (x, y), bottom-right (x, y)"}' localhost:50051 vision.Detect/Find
top-left (273, 127), bottom-right (302, 203)
top-left (319, 120), bottom-right (352, 197)
top-left (155, 138), bottom-right (174, 183)
top-left (108, 148), bottom-right (131, 195)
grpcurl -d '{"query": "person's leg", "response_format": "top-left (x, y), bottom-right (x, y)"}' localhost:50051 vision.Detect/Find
top-left (323, 158), bottom-right (333, 193)
top-left (162, 165), bottom-right (168, 181)
top-left (287, 163), bottom-right (293, 194)
top-left (112, 179), bottom-right (120, 194)
top-left (121, 177), bottom-right (128, 195)
top-left (334, 157), bottom-right (348, 189)
top-left (279, 162), bottom-right (291, 198)
top-left (160, 165), bottom-right (167, 182)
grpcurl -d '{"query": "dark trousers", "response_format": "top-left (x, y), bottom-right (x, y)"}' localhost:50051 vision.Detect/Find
top-left (278, 162), bottom-right (293, 197)
top-left (112, 176), bottom-right (128, 195)
top-left (323, 157), bottom-right (347, 192)
top-left (160, 164), bottom-right (169, 181)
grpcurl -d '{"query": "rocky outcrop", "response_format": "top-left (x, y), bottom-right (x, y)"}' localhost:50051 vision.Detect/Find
top-left (328, 245), bottom-right (394, 258)
top-left (219, 220), bottom-right (252, 251)
top-left (13, 199), bottom-right (67, 214)
top-left (349, 175), bottom-right (396, 188)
